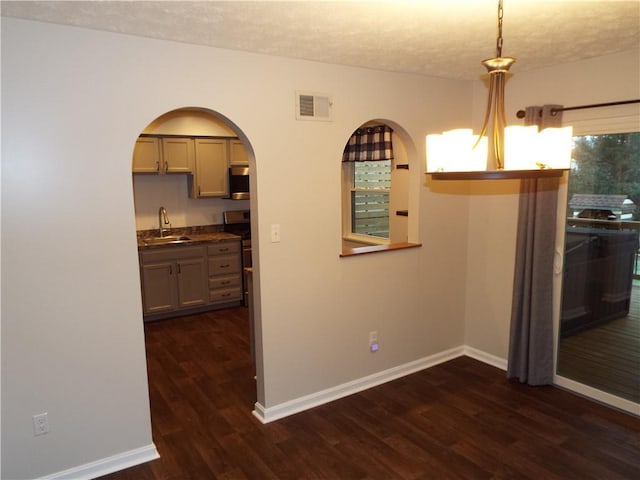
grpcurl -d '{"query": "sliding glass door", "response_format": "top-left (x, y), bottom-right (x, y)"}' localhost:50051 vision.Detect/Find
top-left (557, 132), bottom-right (640, 403)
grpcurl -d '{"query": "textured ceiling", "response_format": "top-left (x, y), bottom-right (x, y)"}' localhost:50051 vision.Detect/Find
top-left (1, 0), bottom-right (639, 80)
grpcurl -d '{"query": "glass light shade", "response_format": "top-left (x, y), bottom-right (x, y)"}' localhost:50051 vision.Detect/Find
top-left (539, 126), bottom-right (573, 169)
top-left (504, 125), bottom-right (573, 170)
top-left (426, 129), bottom-right (487, 173)
top-left (504, 125), bottom-right (539, 170)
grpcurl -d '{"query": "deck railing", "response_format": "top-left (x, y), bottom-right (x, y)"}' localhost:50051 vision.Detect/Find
top-left (566, 217), bottom-right (640, 280)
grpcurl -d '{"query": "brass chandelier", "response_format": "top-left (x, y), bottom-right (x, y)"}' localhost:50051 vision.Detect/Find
top-left (426, 0), bottom-right (572, 180)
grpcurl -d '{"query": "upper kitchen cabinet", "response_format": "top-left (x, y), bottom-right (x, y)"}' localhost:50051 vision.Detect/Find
top-left (161, 137), bottom-right (194, 173)
top-left (192, 138), bottom-right (228, 197)
top-left (132, 135), bottom-right (194, 174)
top-left (132, 136), bottom-right (162, 173)
top-left (229, 139), bottom-right (249, 166)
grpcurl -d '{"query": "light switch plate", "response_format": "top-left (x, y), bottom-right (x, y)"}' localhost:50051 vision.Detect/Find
top-left (270, 224), bottom-right (281, 243)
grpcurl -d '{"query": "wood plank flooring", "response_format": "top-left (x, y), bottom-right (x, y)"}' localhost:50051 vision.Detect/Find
top-left (99, 308), bottom-right (640, 480)
top-left (558, 284), bottom-right (640, 402)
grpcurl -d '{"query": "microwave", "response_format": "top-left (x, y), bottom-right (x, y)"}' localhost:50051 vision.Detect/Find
top-left (228, 166), bottom-right (250, 200)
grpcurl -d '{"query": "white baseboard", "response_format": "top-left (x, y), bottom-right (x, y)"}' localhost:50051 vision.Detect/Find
top-left (463, 346), bottom-right (508, 371)
top-left (554, 375), bottom-right (640, 417)
top-left (253, 346), bottom-right (465, 423)
top-left (38, 444), bottom-right (159, 480)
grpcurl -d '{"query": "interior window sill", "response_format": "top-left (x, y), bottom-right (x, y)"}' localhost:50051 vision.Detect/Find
top-left (340, 242), bottom-right (422, 257)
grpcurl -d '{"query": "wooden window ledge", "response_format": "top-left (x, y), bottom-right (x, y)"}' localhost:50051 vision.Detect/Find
top-left (340, 242), bottom-right (421, 257)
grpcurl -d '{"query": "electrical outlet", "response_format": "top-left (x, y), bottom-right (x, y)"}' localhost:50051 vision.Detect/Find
top-left (33, 412), bottom-right (49, 436)
top-left (369, 331), bottom-right (379, 352)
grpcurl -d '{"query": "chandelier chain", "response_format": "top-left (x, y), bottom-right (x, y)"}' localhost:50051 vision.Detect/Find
top-left (496, 0), bottom-right (504, 57)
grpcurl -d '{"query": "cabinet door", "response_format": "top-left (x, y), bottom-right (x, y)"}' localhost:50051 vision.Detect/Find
top-left (229, 139), bottom-right (249, 166)
top-left (132, 137), bottom-right (162, 173)
top-left (194, 138), bottom-right (228, 197)
top-left (162, 137), bottom-right (194, 173)
top-left (141, 262), bottom-right (177, 314)
top-left (176, 257), bottom-right (208, 308)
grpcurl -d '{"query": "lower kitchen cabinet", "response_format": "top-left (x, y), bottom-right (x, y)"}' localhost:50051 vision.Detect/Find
top-left (208, 241), bottom-right (243, 303)
top-left (139, 239), bottom-right (242, 320)
top-left (176, 257), bottom-right (208, 307)
top-left (139, 246), bottom-right (208, 316)
top-left (140, 261), bottom-right (176, 314)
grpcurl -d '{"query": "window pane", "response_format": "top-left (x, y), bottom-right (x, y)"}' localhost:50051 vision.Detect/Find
top-left (351, 191), bottom-right (389, 238)
top-left (558, 132), bottom-right (640, 403)
top-left (569, 134), bottom-right (640, 207)
top-left (352, 160), bottom-right (391, 238)
top-left (354, 160), bottom-right (391, 189)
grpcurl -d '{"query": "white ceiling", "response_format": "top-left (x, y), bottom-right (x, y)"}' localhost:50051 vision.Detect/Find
top-left (1, 0), bottom-right (638, 80)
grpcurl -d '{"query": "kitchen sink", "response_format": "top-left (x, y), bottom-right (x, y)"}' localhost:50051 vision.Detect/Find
top-left (143, 235), bottom-right (193, 246)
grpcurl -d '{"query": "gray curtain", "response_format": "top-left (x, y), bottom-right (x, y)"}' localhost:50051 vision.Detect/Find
top-left (506, 104), bottom-right (563, 385)
top-left (507, 177), bottom-right (559, 384)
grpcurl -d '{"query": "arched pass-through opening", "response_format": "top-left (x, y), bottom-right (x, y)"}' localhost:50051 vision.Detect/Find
top-left (340, 117), bottom-right (421, 255)
top-left (130, 106), bottom-right (263, 419)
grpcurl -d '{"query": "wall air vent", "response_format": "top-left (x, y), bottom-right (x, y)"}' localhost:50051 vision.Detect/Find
top-left (296, 91), bottom-right (333, 121)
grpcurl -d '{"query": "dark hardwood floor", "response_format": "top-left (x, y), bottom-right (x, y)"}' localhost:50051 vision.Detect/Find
top-left (99, 308), bottom-right (640, 480)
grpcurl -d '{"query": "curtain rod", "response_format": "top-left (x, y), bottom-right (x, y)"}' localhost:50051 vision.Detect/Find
top-left (516, 99), bottom-right (640, 119)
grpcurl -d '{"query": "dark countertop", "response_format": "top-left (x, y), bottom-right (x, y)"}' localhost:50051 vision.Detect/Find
top-left (137, 226), bottom-right (241, 249)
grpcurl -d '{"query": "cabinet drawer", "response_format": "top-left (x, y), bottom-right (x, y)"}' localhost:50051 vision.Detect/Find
top-left (209, 275), bottom-right (241, 290)
top-left (207, 242), bottom-right (240, 256)
top-left (210, 287), bottom-right (242, 303)
top-left (141, 245), bottom-right (205, 263)
top-left (208, 255), bottom-right (241, 274)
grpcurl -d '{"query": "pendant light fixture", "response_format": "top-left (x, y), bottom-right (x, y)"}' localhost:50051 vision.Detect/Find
top-left (426, 0), bottom-right (572, 180)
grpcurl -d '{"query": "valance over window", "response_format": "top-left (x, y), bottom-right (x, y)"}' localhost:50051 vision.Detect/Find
top-left (342, 125), bottom-right (394, 162)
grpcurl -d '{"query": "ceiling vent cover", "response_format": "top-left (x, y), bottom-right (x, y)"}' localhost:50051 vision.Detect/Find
top-left (296, 91), bottom-right (332, 121)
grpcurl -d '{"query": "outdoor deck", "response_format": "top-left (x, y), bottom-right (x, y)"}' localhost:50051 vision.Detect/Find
top-left (557, 283), bottom-right (640, 403)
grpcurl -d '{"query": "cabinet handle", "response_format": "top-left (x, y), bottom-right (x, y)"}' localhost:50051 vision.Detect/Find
top-left (156, 161), bottom-right (160, 172)
top-left (177, 264), bottom-right (181, 274)
top-left (221, 281), bottom-right (230, 285)
top-left (219, 248), bottom-right (229, 252)
top-left (220, 264), bottom-right (230, 268)
top-left (169, 265), bottom-right (173, 275)
top-left (198, 186), bottom-right (201, 196)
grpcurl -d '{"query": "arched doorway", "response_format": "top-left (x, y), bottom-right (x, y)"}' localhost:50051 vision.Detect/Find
top-left (130, 107), bottom-right (261, 427)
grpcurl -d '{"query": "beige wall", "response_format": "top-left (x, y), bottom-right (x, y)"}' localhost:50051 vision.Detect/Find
top-left (132, 174), bottom-right (250, 231)
top-left (1, 18), bottom-right (470, 478)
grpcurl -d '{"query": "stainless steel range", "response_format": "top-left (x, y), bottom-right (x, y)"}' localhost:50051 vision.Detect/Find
top-left (223, 210), bottom-right (251, 305)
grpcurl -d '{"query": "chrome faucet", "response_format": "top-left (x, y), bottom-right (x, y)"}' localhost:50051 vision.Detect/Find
top-left (158, 206), bottom-right (171, 237)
